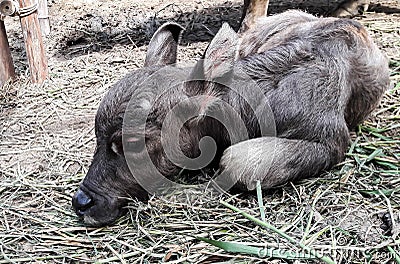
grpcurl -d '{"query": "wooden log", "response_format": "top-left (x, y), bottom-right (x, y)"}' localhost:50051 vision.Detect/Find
top-left (37, 0), bottom-right (50, 35)
top-left (0, 20), bottom-right (15, 86)
top-left (239, 0), bottom-right (269, 33)
top-left (18, 0), bottom-right (48, 84)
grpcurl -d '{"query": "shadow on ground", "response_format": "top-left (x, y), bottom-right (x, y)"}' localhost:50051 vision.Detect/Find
top-left (51, 0), bottom-right (400, 59)
top-left (53, 0), bottom-right (358, 58)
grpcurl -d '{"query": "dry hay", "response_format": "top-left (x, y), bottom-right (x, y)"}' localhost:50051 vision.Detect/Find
top-left (0, 0), bottom-right (399, 263)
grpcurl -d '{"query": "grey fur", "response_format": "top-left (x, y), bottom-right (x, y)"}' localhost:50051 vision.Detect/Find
top-left (144, 22), bottom-right (184, 67)
top-left (72, 10), bottom-right (390, 226)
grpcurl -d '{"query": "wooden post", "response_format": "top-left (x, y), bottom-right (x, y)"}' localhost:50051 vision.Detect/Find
top-left (239, 0), bottom-right (269, 33)
top-left (37, 0), bottom-right (50, 35)
top-left (18, 0), bottom-right (48, 84)
top-left (0, 20), bottom-right (15, 86)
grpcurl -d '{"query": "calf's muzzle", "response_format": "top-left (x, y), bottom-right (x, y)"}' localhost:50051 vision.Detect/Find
top-left (72, 188), bottom-right (94, 217)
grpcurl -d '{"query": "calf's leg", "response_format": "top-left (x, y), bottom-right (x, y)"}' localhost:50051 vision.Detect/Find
top-left (220, 136), bottom-right (347, 191)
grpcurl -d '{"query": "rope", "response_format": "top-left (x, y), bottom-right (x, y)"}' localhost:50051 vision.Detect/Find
top-left (19, 1), bottom-right (37, 17)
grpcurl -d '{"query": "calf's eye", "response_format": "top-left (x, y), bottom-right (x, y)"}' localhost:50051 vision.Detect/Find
top-left (125, 138), bottom-right (145, 153)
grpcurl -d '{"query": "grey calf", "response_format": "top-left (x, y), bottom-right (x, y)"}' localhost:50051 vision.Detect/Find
top-left (72, 10), bottom-right (389, 226)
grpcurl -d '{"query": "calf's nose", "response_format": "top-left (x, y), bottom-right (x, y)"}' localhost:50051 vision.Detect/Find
top-left (72, 188), bottom-right (94, 216)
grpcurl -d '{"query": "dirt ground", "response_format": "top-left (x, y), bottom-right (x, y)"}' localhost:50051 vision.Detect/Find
top-left (0, 0), bottom-right (399, 263)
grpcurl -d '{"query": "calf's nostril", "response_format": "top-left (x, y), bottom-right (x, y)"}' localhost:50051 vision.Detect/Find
top-left (72, 188), bottom-right (94, 212)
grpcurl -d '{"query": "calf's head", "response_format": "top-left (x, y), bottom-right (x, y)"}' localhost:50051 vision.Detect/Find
top-left (72, 23), bottom-right (240, 226)
top-left (72, 23), bottom-right (184, 226)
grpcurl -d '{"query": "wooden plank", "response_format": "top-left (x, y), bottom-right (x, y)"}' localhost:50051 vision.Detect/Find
top-left (18, 0), bottom-right (48, 84)
top-left (0, 20), bottom-right (15, 86)
top-left (37, 0), bottom-right (50, 35)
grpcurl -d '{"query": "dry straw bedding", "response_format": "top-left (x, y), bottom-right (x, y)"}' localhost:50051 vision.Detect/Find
top-left (0, 0), bottom-right (399, 263)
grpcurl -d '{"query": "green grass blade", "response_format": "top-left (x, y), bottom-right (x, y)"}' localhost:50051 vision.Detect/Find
top-left (375, 161), bottom-right (399, 170)
top-left (348, 137), bottom-right (359, 155)
top-left (197, 237), bottom-right (317, 260)
top-left (359, 188), bottom-right (399, 197)
top-left (389, 81), bottom-right (400, 94)
top-left (365, 149), bottom-right (383, 162)
top-left (197, 237), bottom-right (260, 255)
top-left (256, 180), bottom-right (266, 222)
top-left (388, 246), bottom-right (400, 264)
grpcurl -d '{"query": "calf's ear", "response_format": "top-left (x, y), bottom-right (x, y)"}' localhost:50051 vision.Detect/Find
top-left (203, 23), bottom-right (239, 81)
top-left (144, 22), bottom-right (185, 67)
top-left (186, 23), bottom-right (239, 96)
